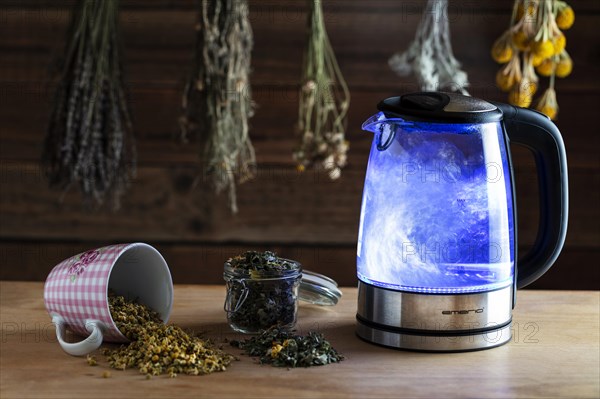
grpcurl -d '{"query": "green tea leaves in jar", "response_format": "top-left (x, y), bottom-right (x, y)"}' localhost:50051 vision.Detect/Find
top-left (224, 251), bottom-right (302, 334)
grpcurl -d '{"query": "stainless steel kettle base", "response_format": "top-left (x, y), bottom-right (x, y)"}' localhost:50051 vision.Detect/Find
top-left (356, 282), bottom-right (514, 351)
top-left (356, 319), bottom-right (512, 352)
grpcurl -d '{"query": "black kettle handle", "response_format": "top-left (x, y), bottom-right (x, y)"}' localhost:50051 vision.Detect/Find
top-left (495, 103), bottom-right (569, 288)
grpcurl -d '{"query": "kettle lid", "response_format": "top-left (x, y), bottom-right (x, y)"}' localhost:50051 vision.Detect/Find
top-left (378, 92), bottom-right (503, 124)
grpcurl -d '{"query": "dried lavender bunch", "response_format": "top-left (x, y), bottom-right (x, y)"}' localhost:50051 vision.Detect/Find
top-left (43, 0), bottom-right (135, 209)
top-left (294, 0), bottom-right (350, 180)
top-left (180, 0), bottom-right (256, 214)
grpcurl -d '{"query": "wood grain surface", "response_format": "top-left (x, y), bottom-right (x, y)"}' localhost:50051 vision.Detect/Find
top-left (1, 282), bottom-right (599, 399)
top-left (0, 1), bottom-right (598, 288)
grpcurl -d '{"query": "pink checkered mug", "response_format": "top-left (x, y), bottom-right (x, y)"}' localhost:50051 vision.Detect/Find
top-left (44, 243), bottom-right (173, 356)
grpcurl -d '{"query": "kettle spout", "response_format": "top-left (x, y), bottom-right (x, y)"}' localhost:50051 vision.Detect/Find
top-left (361, 112), bottom-right (388, 133)
top-left (362, 112), bottom-right (408, 151)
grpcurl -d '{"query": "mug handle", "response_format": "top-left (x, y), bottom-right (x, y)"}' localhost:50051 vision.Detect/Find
top-left (51, 314), bottom-right (104, 356)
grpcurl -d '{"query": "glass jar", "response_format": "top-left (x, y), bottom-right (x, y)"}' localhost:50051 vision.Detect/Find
top-left (224, 259), bottom-right (302, 334)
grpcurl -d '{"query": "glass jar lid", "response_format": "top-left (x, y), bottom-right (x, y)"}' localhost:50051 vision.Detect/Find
top-left (299, 270), bottom-right (342, 306)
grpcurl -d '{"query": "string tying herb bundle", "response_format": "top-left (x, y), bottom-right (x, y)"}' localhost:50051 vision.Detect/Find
top-left (389, 0), bottom-right (469, 94)
top-left (180, 0), bottom-right (256, 214)
top-left (294, 0), bottom-right (350, 180)
top-left (43, 0), bottom-right (135, 209)
top-left (492, 0), bottom-right (574, 120)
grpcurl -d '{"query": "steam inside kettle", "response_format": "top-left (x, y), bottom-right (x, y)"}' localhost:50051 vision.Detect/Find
top-left (357, 116), bottom-right (515, 293)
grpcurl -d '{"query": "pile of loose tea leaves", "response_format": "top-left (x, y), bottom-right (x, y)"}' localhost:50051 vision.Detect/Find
top-left (103, 292), bottom-right (234, 378)
top-left (230, 327), bottom-right (344, 368)
top-left (225, 252), bottom-right (300, 332)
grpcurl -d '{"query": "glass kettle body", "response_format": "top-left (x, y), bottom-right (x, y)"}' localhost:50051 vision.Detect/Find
top-left (356, 92), bottom-right (568, 351)
top-left (358, 116), bottom-right (515, 294)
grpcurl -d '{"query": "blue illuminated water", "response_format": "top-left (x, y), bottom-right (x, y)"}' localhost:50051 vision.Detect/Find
top-left (357, 115), bottom-right (514, 293)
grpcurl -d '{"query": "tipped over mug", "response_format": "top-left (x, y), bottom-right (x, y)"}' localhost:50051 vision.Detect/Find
top-left (43, 243), bottom-right (173, 356)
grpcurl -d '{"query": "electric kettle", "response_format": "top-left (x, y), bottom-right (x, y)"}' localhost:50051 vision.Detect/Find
top-left (356, 92), bottom-right (568, 351)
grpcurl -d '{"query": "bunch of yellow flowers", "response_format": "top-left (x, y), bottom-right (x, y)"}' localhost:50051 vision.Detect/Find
top-left (492, 0), bottom-right (574, 120)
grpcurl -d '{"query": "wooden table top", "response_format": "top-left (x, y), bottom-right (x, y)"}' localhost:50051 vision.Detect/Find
top-left (1, 281), bottom-right (598, 399)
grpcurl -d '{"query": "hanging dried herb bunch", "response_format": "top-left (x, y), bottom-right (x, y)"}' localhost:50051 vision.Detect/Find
top-left (492, 0), bottom-right (575, 120)
top-left (43, 0), bottom-right (135, 209)
top-left (294, 0), bottom-right (350, 180)
top-left (389, 0), bottom-right (470, 94)
top-left (180, 0), bottom-right (256, 214)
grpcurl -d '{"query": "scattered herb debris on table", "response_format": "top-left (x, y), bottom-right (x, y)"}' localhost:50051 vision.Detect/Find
top-left (86, 354), bottom-right (97, 366)
top-left (230, 327), bottom-right (344, 368)
top-left (101, 292), bottom-right (234, 378)
top-left (225, 251), bottom-right (301, 333)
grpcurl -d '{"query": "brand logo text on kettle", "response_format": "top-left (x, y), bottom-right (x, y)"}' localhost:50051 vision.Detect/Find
top-left (442, 308), bottom-right (485, 315)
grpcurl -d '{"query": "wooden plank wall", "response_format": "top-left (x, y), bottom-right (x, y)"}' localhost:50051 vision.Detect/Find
top-left (1, 1), bottom-right (598, 289)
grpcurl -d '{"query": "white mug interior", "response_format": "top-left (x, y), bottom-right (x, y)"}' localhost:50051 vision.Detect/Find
top-left (108, 243), bottom-right (173, 323)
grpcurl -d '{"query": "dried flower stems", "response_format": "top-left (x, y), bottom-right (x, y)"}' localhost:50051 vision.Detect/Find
top-left (180, 0), bottom-right (256, 214)
top-left (294, 0), bottom-right (350, 180)
top-left (389, 0), bottom-right (470, 94)
top-left (492, 0), bottom-right (574, 119)
top-left (43, 0), bottom-right (135, 209)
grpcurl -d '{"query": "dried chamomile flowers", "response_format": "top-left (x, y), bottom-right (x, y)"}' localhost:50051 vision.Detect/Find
top-left (94, 292), bottom-right (234, 378)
